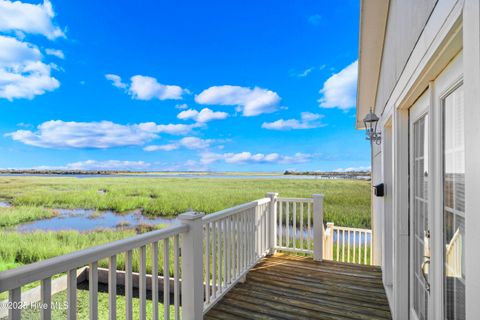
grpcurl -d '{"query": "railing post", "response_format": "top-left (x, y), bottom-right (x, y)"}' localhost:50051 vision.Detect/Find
top-left (313, 194), bottom-right (324, 261)
top-left (266, 192), bottom-right (278, 255)
top-left (179, 211), bottom-right (205, 320)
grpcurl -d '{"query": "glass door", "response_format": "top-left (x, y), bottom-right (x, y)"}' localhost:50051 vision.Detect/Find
top-left (443, 84), bottom-right (465, 320)
top-left (410, 92), bottom-right (430, 320)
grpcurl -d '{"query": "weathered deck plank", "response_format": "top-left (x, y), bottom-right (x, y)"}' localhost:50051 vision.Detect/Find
top-left (205, 253), bottom-right (391, 320)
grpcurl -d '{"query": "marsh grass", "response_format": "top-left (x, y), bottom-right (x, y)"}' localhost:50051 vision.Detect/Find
top-left (0, 177), bottom-right (371, 228)
top-left (0, 206), bottom-right (55, 228)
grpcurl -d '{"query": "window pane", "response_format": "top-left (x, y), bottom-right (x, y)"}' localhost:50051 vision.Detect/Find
top-left (443, 84), bottom-right (465, 320)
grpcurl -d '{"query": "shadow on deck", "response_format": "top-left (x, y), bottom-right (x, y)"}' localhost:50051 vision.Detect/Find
top-left (205, 253), bottom-right (391, 320)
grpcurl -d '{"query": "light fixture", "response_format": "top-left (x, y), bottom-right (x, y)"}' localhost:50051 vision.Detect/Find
top-left (363, 109), bottom-right (381, 145)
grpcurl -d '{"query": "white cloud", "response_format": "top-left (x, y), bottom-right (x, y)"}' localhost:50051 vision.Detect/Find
top-left (45, 48), bottom-right (64, 59)
top-left (137, 122), bottom-right (199, 135)
top-left (105, 74), bottom-right (126, 89)
top-left (106, 74), bottom-right (187, 100)
top-left (144, 136), bottom-right (214, 152)
top-left (177, 108), bottom-right (228, 123)
top-left (0, 35), bottom-right (60, 100)
top-left (6, 120), bottom-right (199, 149)
top-left (0, 0), bottom-right (65, 39)
top-left (195, 85), bottom-right (281, 116)
top-left (318, 60), bottom-right (358, 110)
top-left (143, 144), bottom-right (179, 152)
top-left (129, 75), bottom-right (185, 100)
top-left (200, 152), bottom-right (311, 165)
top-left (65, 160), bottom-right (151, 171)
top-left (262, 112), bottom-right (325, 131)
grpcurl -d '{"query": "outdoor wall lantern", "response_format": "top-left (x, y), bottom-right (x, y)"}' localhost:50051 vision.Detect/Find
top-left (363, 109), bottom-right (381, 145)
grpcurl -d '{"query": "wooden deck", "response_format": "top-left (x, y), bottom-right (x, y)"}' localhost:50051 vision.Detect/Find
top-left (205, 253), bottom-right (391, 320)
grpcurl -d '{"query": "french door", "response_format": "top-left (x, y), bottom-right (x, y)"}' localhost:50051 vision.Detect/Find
top-left (408, 53), bottom-right (465, 320)
top-left (409, 91), bottom-right (431, 320)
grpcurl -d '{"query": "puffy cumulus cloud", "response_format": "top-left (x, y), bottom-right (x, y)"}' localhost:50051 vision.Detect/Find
top-left (45, 48), bottom-right (63, 59)
top-left (106, 74), bottom-right (187, 100)
top-left (177, 108), bottom-right (228, 123)
top-left (0, 35), bottom-right (59, 100)
top-left (144, 136), bottom-right (214, 152)
top-left (262, 112), bottom-right (325, 130)
top-left (195, 85), bottom-right (281, 116)
top-left (318, 60), bottom-right (358, 110)
top-left (200, 152), bottom-right (311, 165)
top-left (0, 0), bottom-right (65, 39)
top-left (5, 120), bottom-right (199, 149)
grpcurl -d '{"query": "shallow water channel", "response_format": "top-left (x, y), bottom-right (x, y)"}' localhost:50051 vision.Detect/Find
top-left (15, 208), bottom-right (179, 232)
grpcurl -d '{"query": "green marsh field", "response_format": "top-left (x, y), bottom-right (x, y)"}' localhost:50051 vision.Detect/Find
top-left (0, 176), bottom-right (371, 273)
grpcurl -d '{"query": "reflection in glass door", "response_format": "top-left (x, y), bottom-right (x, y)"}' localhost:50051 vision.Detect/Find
top-left (443, 84), bottom-right (465, 320)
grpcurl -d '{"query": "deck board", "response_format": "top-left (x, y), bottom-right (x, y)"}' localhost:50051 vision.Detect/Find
top-left (205, 253), bottom-right (391, 320)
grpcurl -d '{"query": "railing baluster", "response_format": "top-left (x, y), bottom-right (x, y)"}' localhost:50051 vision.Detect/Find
top-left (163, 238), bottom-right (170, 320)
top-left (336, 229), bottom-right (340, 261)
top-left (353, 231), bottom-right (357, 264)
top-left (40, 277), bottom-right (51, 320)
top-left (9, 287), bottom-right (21, 320)
top-left (342, 230), bottom-right (345, 262)
top-left (205, 224), bottom-right (210, 304)
top-left (222, 219), bottom-right (227, 289)
top-left (89, 261), bottom-right (98, 320)
top-left (369, 232), bottom-right (373, 265)
top-left (347, 230), bottom-right (351, 263)
top-left (279, 201), bottom-right (283, 248)
top-left (67, 268), bottom-right (77, 320)
top-left (364, 231), bottom-right (368, 265)
top-left (300, 203), bottom-right (304, 250)
top-left (293, 202), bottom-right (297, 251)
top-left (212, 221), bottom-right (217, 298)
top-left (243, 211), bottom-right (247, 269)
top-left (286, 202), bottom-right (290, 248)
top-left (173, 235), bottom-right (180, 320)
top-left (358, 232), bottom-right (362, 263)
top-left (139, 246), bottom-right (147, 320)
top-left (307, 202), bottom-right (311, 250)
top-left (217, 220), bottom-right (223, 293)
top-left (226, 217), bottom-right (230, 285)
top-left (152, 242), bottom-right (159, 320)
top-left (108, 255), bottom-right (117, 320)
top-left (125, 250), bottom-right (133, 320)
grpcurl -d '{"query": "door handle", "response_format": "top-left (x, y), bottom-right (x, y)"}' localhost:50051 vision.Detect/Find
top-left (421, 257), bottom-right (431, 293)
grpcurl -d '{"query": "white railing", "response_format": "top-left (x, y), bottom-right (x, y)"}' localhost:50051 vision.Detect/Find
top-left (0, 191), bottom-right (373, 320)
top-left (201, 197), bottom-right (271, 313)
top-left (331, 226), bottom-right (373, 265)
top-left (0, 225), bottom-right (187, 320)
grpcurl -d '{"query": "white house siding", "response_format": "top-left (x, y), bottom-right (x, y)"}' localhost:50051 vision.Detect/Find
top-left (375, 0), bottom-right (438, 115)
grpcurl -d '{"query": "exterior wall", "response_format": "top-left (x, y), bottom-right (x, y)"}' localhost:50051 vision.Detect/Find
top-left (376, 0), bottom-right (438, 114)
top-left (367, 0), bottom-right (468, 319)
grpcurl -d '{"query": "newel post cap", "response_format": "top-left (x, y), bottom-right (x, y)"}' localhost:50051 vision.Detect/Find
top-left (178, 211), bottom-right (205, 221)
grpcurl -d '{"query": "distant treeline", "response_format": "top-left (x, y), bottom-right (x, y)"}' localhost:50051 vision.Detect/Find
top-left (0, 169), bottom-right (144, 175)
top-left (283, 170), bottom-right (371, 179)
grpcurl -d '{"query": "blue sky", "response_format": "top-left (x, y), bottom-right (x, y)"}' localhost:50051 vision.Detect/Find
top-left (0, 0), bottom-right (370, 172)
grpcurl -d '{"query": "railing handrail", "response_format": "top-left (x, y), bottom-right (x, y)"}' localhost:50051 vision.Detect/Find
top-left (333, 226), bottom-right (372, 232)
top-left (202, 198), bottom-right (270, 223)
top-left (0, 224), bottom-right (188, 292)
top-left (277, 197), bottom-right (314, 203)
